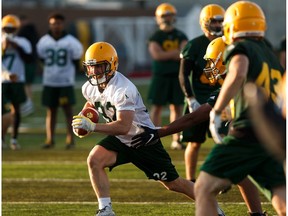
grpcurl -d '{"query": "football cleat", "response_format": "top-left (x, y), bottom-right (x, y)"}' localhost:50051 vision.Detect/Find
top-left (96, 206), bottom-right (115, 216)
top-left (10, 139), bottom-right (21, 150)
top-left (42, 141), bottom-right (55, 149)
top-left (65, 142), bottom-right (75, 150)
top-left (217, 204), bottom-right (226, 216)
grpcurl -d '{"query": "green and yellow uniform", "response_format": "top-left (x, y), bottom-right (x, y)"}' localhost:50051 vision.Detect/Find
top-left (201, 38), bottom-right (286, 200)
top-left (180, 35), bottom-right (222, 143)
top-left (148, 29), bottom-right (187, 105)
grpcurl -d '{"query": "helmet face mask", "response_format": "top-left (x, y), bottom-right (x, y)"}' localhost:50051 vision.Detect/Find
top-left (203, 37), bottom-right (227, 85)
top-left (83, 42), bottom-right (118, 88)
top-left (204, 55), bottom-right (227, 85)
top-left (83, 61), bottom-right (112, 86)
top-left (199, 4), bottom-right (225, 36)
top-left (156, 14), bottom-right (176, 27)
top-left (208, 18), bottom-right (224, 36)
top-left (2, 14), bottom-right (20, 37)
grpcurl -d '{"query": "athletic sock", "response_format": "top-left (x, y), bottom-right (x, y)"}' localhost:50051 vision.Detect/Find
top-left (98, 197), bottom-right (112, 209)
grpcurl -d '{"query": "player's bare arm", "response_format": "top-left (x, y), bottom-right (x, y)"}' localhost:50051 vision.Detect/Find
top-left (95, 110), bottom-right (135, 135)
top-left (158, 103), bottom-right (212, 137)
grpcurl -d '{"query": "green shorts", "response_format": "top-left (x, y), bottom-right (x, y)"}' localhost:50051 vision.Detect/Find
top-left (98, 136), bottom-right (179, 182)
top-left (42, 86), bottom-right (76, 107)
top-left (147, 75), bottom-right (184, 105)
top-left (25, 63), bottom-right (37, 84)
top-left (2, 82), bottom-right (27, 105)
top-left (201, 135), bottom-right (286, 200)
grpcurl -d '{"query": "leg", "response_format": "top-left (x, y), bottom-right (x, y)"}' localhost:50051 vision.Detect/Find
top-left (169, 104), bottom-right (183, 142)
top-left (185, 142), bottom-right (201, 181)
top-left (87, 145), bottom-right (117, 209)
top-left (21, 84), bottom-right (34, 117)
top-left (169, 104), bottom-right (185, 150)
top-left (62, 104), bottom-right (74, 148)
top-left (160, 177), bottom-right (195, 200)
top-left (45, 106), bottom-right (57, 146)
top-left (161, 177), bottom-right (225, 215)
top-left (2, 112), bottom-right (12, 147)
top-left (195, 171), bottom-right (231, 216)
top-left (10, 103), bottom-right (21, 140)
top-left (9, 103), bottom-right (21, 149)
top-left (271, 185), bottom-right (286, 216)
top-left (237, 177), bottom-right (264, 214)
top-left (150, 105), bottom-right (163, 126)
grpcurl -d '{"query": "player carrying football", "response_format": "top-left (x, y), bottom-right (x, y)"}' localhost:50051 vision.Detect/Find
top-left (71, 42), bottom-right (226, 216)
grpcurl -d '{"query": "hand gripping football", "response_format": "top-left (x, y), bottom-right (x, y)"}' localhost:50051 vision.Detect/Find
top-left (76, 107), bottom-right (99, 136)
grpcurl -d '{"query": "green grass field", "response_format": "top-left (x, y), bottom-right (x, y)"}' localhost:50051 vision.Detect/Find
top-left (2, 77), bottom-right (277, 216)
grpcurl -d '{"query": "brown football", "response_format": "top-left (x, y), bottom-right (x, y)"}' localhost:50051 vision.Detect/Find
top-left (77, 107), bottom-right (99, 136)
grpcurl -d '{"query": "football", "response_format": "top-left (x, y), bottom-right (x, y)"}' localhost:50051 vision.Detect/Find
top-left (76, 107), bottom-right (99, 136)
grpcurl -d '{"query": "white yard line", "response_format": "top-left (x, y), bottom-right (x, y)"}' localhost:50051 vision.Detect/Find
top-left (3, 178), bottom-right (150, 183)
top-left (2, 201), bottom-right (272, 205)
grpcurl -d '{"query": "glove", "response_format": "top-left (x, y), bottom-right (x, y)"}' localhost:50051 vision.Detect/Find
top-left (209, 109), bottom-right (223, 144)
top-left (72, 115), bottom-right (96, 133)
top-left (72, 127), bottom-right (89, 138)
top-left (186, 97), bottom-right (201, 113)
top-left (72, 111), bottom-right (89, 138)
top-left (131, 126), bottom-right (160, 149)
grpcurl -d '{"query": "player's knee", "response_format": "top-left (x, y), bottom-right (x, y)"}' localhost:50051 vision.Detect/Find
top-left (194, 178), bottom-right (215, 198)
top-left (87, 151), bottom-right (101, 169)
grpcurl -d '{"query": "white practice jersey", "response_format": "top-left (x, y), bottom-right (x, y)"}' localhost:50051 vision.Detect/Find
top-left (82, 72), bottom-right (155, 146)
top-left (37, 34), bottom-right (83, 87)
top-left (2, 35), bottom-right (32, 83)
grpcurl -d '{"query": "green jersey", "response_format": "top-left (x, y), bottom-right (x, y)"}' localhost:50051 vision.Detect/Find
top-left (149, 28), bottom-right (187, 76)
top-left (181, 35), bottom-right (221, 104)
top-left (224, 38), bottom-right (285, 129)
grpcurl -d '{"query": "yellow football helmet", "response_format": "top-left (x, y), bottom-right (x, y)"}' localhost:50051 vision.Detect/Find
top-left (155, 3), bottom-right (177, 27)
top-left (223, 1), bottom-right (266, 45)
top-left (155, 3), bottom-right (177, 17)
top-left (199, 4), bottom-right (225, 36)
top-left (2, 14), bottom-right (20, 29)
top-left (83, 42), bottom-right (118, 86)
top-left (203, 37), bottom-right (226, 85)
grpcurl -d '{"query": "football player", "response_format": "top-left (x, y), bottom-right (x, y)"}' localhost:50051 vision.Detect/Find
top-left (147, 3), bottom-right (188, 150)
top-left (37, 13), bottom-right (83, 149)
top-left (132, 37), bottom-right (268, 216)
top-left (71, 42), bottom-right (226, 216)
top-left (194, 2), bottom-right (286, 216)
top-left (178, 3), bottom-right (225, 183)
top-left (2, 14), bottom-right (32, 150)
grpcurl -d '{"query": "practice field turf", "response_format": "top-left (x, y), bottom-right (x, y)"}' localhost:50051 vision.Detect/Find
top-left (2, 77), bottom-right (277, 216)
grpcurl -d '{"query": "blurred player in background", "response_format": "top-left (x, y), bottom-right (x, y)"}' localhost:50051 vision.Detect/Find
top-left (37, 13), bottom-right (83, 149)
top-left (2, 65), bottom-right (17, 149)
top-left (2, 14), bottom-right (32, 150)
top-left (194, 2), bottom-right (286, 215)
top-left (147, 3), bottom-right (188, 150)
top-left (178, 4), bottom-right (225, 182)
top-left (18, 15), bottom-right (40, 117)
top-left (71, 42), bottom-right (225, 216)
